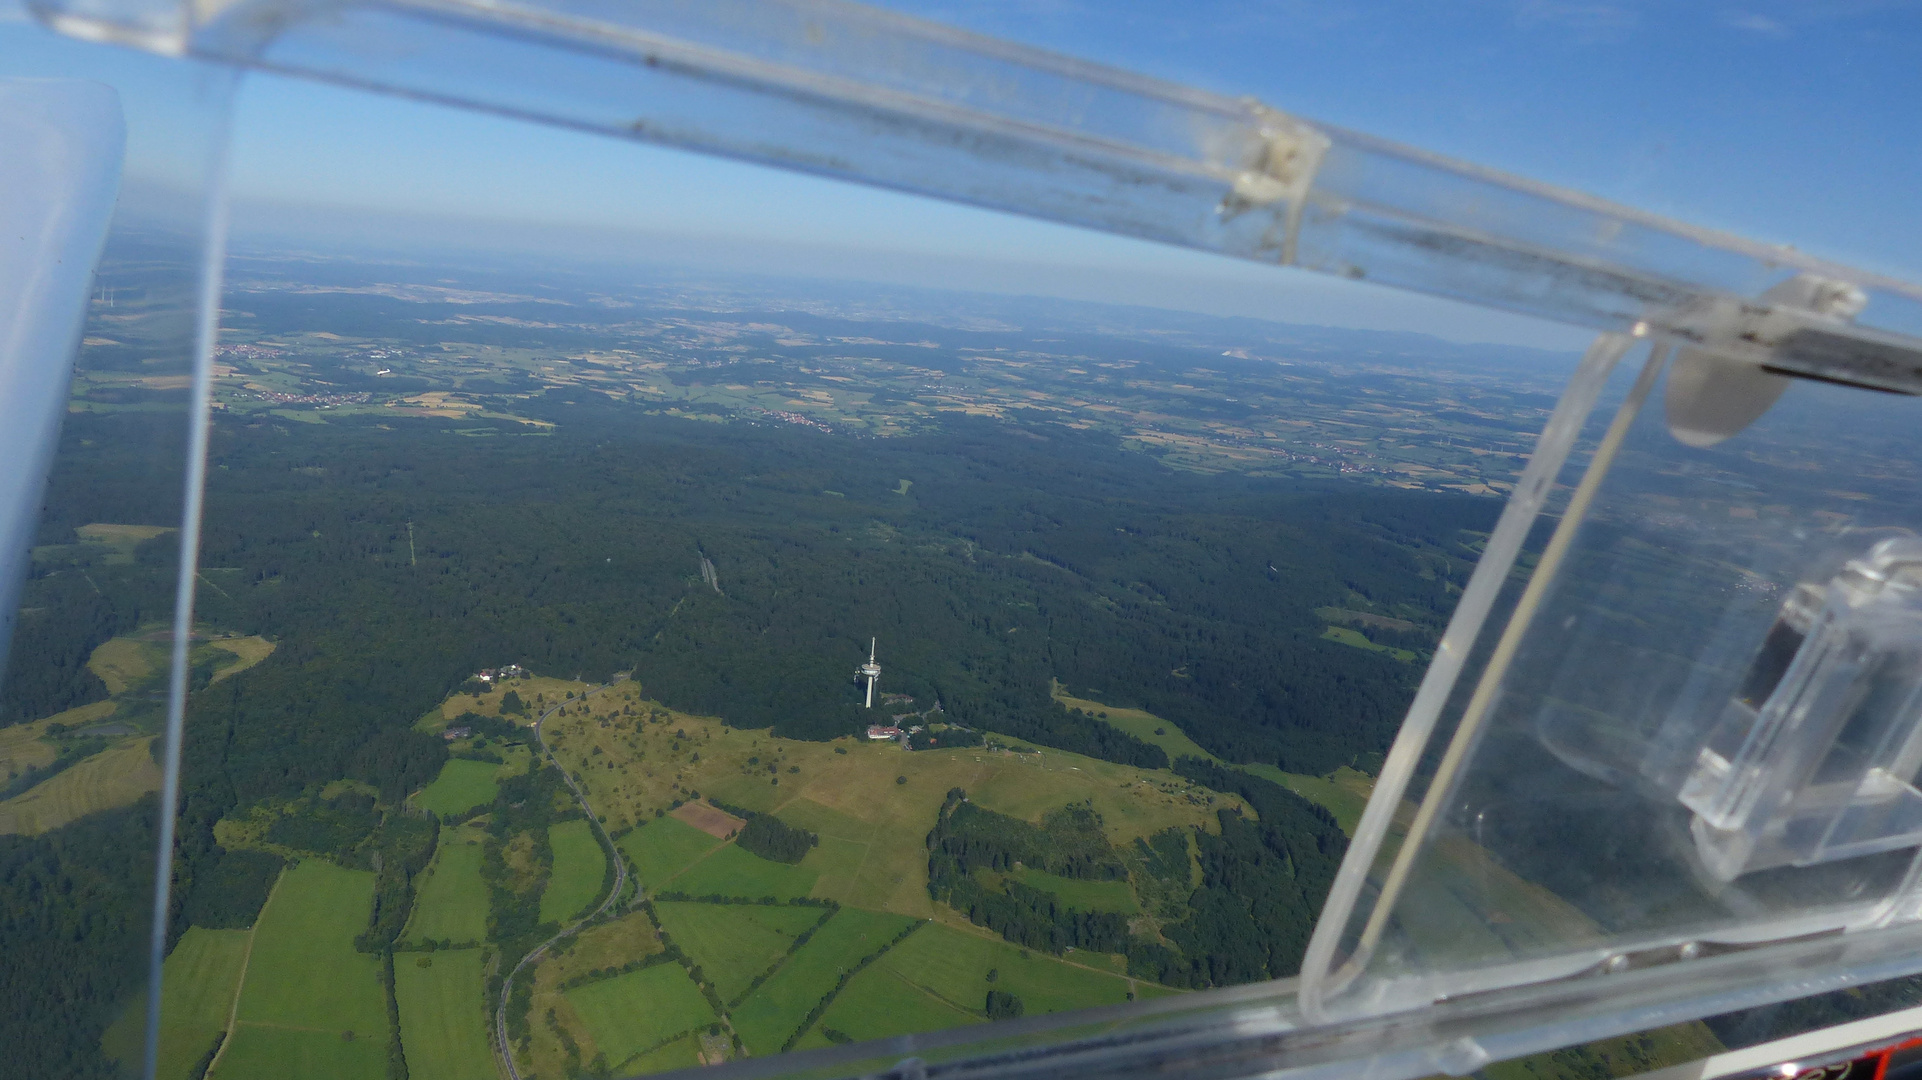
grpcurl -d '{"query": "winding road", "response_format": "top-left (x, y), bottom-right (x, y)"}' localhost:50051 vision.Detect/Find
top-left (493, 678), bottom-right (632, 1080)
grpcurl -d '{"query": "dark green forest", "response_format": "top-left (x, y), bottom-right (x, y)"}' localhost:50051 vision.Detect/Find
top-left (0, 398), bottom-right (1494, 1074)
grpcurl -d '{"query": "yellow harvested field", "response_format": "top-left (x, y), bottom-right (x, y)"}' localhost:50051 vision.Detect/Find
top-left (0, 712), bottom-right (80, 777)
top-left (0, 736), bottom-right (161, 835)
top-left (207, 636), bottom-right (276, 684)
top-left (78, 523), bottom-right (175, 544)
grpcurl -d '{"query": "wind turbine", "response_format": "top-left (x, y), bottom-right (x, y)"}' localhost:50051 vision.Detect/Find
top-left (858, 638), bottom-right (882, 709)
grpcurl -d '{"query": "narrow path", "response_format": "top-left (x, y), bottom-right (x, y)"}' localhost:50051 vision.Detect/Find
top-left (204, 865), bottom-right (285, 1078)
top-left (493, 678), bottom-right (631, 1080)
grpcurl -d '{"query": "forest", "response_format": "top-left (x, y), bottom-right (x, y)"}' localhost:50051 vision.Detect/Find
top-left (0, 398), bottom-right (1493, 1074)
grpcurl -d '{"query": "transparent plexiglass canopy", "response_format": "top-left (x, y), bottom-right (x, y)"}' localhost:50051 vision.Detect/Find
top-left (15, 1), bottom-right (1922, 1078)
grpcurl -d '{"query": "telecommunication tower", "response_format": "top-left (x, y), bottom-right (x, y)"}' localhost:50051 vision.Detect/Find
top-left (857, 638), bottom-right (881, 708)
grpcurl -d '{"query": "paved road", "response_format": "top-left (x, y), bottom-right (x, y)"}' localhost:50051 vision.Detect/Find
top-left (493, 678), bottom-right (632, 1080)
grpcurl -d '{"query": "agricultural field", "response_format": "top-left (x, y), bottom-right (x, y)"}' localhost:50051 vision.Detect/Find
top-left (619, 814), bottom-right (723, 887)
top-left (727, 906), bottom-right (916, 1054)
top-left (219, 860), bottom-right (388, 1080)
top-left (395, 948), bottom-right (494, 1080)
top-left (0, 735), bottom-right (161, 835)
top-left (667, 843), bottom-right (817, 902)
top-left (212, 1026), bottom-right (389, 1080)
top-left (565, 962), bottom-right (716, 1068)
top-left (540, 819), bottom-right (609, 923)
top-left (405, 826), bottom-right (489, 944)
top-left (415, 758), bottom-right (503, 817)
top-left (100, 927), bottom-right (251, 1080)
top-left (652, 901), bottom-right (826, 1002)
top-left (1, 707), bottom-right (97, 779)
top-left (813, 922), bottom-right (1152, 1044)
top-left (205, 635), bottom-right (276, 684)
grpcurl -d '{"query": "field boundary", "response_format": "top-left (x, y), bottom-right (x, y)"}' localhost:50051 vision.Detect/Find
top-left (780, 919), bottom-right (926, 1052)
top-left (722, 902), bottom-right (839, 1008)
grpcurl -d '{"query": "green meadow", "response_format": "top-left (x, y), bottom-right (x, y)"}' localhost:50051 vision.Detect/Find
top-left (728, 907), bottom-right (916, 1054)
top-left (566, 962), bottom-right (715, 1068)
top-left (405, 828), bottom-right (488, 943)
top-left (652, 902), bottom-right (825, 1002)
top-left (540, 819), bottom-right (608, 924)
top-left (619, 815), bottom-right (722, 888)
top-left (216, 860), bottom-right (387, 1080)
top-left (101, 926), bottom-right (251, 1080)
top-left (814, 922), bottom-right (1147, 1043)
top-left (394, 949), bottom-right (494, 1080)
top-left (415, 758), bottom-right (501, 817)
top-left (667, 843), bottom-right (817, 901)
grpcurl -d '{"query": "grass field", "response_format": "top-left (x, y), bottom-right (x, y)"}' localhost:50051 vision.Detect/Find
top-left (88, 634), bottom-right (161, 694)
top-left (668, 843), bottom-right (817, 901)
top-left (652, 902), bottom-right (824, 1002)
top-left (395, 949), bottom-right (493, 1080)
top-left (619, 814), bottom-right (721, 889)
top-left (815, 923), bottom-right (1144, 1043)
top-left (0, 735), bottom-right (161, 836)
top-left (0, 712), bottom-right (68, 777)
top-left (213, 1026), bottom-right (388, 1080)
top-left (1244, 765), bottom-right (1374, 836)
top-left (100, 927), bottom-right (251, 1080)
top-left (1052, 684), bottom-right (1217, 765)
top-left (230, 860), bottom-right (388, 1042)
top-left (415, 758), bottom-right (502, 817)
top-left (1011, 869), bottom-right (1140, 914)
top-left (541, 819), bottom-right (608, 923)
top-left (404, 828), bottom-right (488, 944)
top-left (545, 694), bottom-right (1237, 857)
top-left (728, 907), bottom-right (915, 1054)
top-left (1318, 625), bottom-right (1419, 663)
top-left (624, 1033), bottom-right (703, 1075)
top-left (566, 961), bottom-right (716, 1067)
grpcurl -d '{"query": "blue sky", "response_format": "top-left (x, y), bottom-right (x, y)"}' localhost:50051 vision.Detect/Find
top-left (6, 0), bottom-right (1920, 346)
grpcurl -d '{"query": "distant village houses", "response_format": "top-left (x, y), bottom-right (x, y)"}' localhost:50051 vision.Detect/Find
top-left (471, 664), bottom-right (529, 685)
